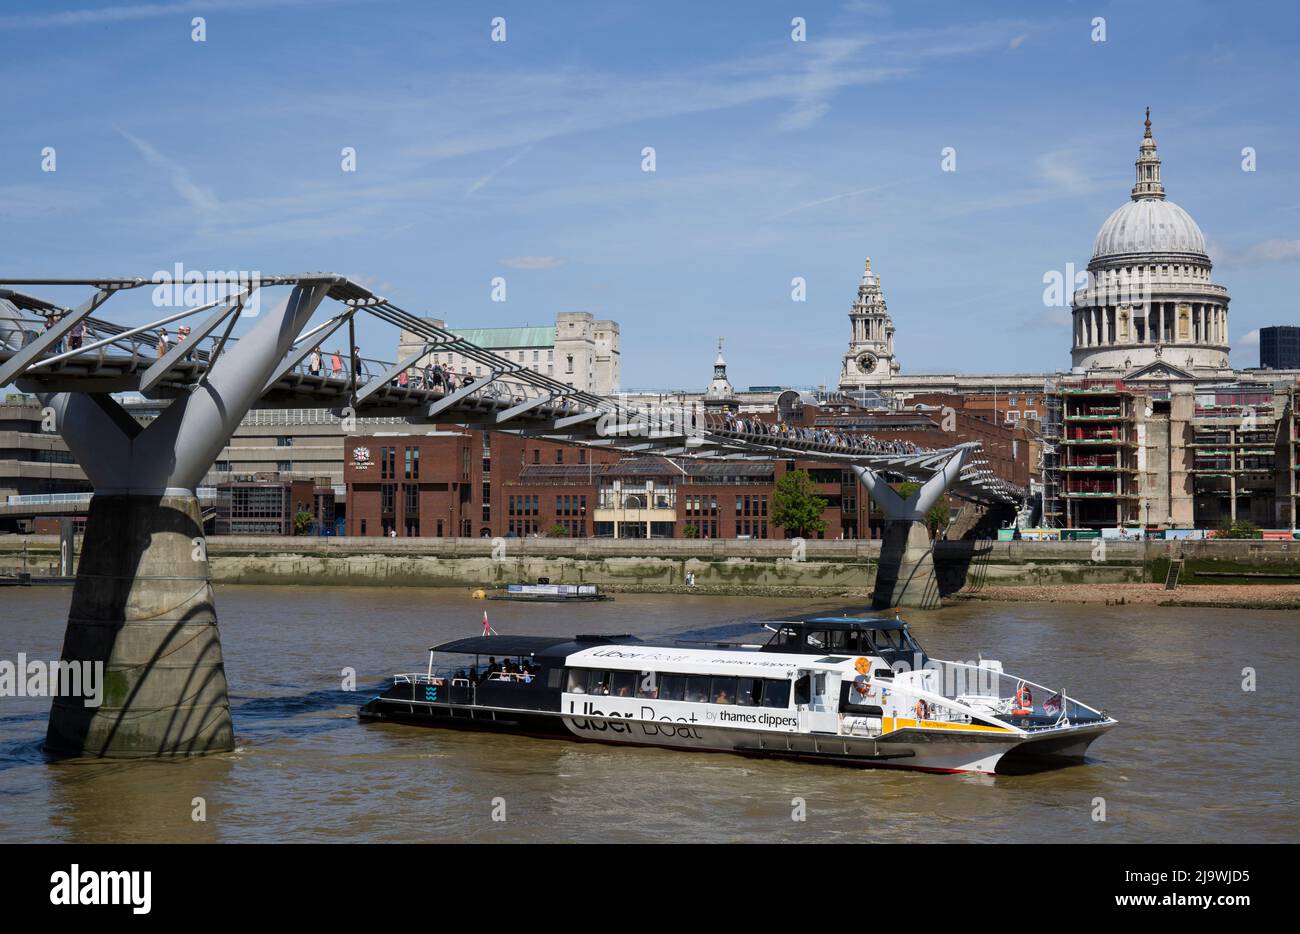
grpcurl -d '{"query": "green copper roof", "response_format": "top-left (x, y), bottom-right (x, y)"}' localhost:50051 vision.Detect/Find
top-left (450, 326), bottom-right (556, 349)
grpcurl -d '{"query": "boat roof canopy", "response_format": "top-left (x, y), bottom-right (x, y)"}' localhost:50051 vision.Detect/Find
top-left (430, 634), bottom-right (640, 657)
top-left (770, 614), bottom-right (907, 631)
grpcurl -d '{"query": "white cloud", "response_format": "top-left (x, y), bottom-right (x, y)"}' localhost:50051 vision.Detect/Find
top-left (765, 181), bottom-right (902, 221)
top-left (1009, 34), bottom-right (1029, 49)
top-left (0, 0), bottom-right (378, 30)
top-left (374, 20), bottom-right (1031, 162)
top-left (1035, 150), bottom-right (1093, 193)
top-left (500, 256), bottom-right (566, 271)
top-left (466, 144), bottom-right (536, 197)
top-left (1217, 239), bottom-right (1300, 265)
top-left (115, 126), bottom-right (221, 216)
top-left (1238, 328), bottom-right (1260, 347)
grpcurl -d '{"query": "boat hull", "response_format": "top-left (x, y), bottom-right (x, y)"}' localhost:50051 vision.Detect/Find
top-left (359, 694), bottom-right (1111, 775)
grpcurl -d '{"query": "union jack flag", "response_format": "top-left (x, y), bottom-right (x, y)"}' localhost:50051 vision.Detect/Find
top-left (1043, 691), bottom-right (1064, 716)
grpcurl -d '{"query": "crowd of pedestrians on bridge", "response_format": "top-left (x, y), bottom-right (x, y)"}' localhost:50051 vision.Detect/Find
top-left (718, 410), bottom-right (924, 455)
top-left (276, 345), bottom-right (927, 461)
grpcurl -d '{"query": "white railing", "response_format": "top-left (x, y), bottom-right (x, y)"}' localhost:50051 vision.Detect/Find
top-left (7, 486), bottom-right (219, 506)
top-left (896, 659), bottom-right (1108, 728)
top-left (4, 492), bottom-right (92, 506)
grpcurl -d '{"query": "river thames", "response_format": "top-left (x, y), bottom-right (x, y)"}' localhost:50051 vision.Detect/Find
top-left (1, 586), bottom-right (1295, 843)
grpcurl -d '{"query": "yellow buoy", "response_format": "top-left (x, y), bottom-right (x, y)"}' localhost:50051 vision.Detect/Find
top-left (472, 589), bottom-right (487, 600)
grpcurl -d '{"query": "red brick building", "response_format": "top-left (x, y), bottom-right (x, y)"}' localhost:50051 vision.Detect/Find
top-left (344, 394), bottom-right (1030, 539)
top-left (344, 432), bottom-right (475, 537)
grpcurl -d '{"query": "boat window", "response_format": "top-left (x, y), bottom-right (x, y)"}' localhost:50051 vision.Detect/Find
top-left (737, 678), bottom-right (762, 706)
top-left (806, 630), bottom-right (829, 649)
top-left (763, 679), bottom-right (791, 709)
top-left (684, 676), bottom-right (711, 703)
top-left (793, 673), bottom-right (811, 706)
top-left (658, 674), bottom-right (686, 701)
top-left (710, 677), bottom-right (738, 705)
top-left (827, 629), bottom-right (854, 652)
top-left (863, 628), bottom-right (925, 668)
top-left (566, 669), bottom-right (589, 693)
top-left (604, 672), bottom-right (792, 707)
top-left (547, 668), bottom-right (563, 689)
top-left (899, 629), bottom-right (928, 666)
top-left (764, 625), bottom-right (802, 650)
top-left (871, 629), bottom-right (902, 650)
top-left (582, 670), bottom-right (611, 695)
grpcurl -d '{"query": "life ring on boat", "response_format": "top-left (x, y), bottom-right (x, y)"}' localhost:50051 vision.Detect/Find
top-left (1012, 684), bottom-right (1033, 715)
top-left (854, 656), bottom-right (872, 676)
top-left (914, 699), bottom-right (927, 720)
top-left (850, 675), bottom-right (872, 703)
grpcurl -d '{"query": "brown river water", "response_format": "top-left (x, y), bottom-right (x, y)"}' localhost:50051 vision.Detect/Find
top-left (1, 585), bottom-right (1296, 843)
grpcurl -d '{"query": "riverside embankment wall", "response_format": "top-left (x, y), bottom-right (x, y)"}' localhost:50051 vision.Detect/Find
top-left (5, 535), bottom-right (1299, 595)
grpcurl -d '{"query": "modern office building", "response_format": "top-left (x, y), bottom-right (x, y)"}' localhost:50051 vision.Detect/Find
top-left (1260, 326), bottom-right (1300, 370)
top-left (213, 475), bottom-right (336, 536)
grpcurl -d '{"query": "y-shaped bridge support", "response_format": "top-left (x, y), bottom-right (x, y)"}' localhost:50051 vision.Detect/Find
top-left (852, 445), bottom-right (972, 610)
top-left (39, 283), bottom-right (331, 757)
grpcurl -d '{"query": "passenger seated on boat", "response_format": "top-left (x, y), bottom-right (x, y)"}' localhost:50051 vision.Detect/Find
top-left (711, 677), bottom-right (737, 705)
top-left (685, 676), bottom-right (710, 703)
top-left (478, 658), bottom-right (500, 684)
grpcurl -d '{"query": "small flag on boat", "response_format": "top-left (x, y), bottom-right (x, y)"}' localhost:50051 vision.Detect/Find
top-left (481, 610), bottom-right (496, 636)
top-left (1043, 691), bottom-right (1064, 716)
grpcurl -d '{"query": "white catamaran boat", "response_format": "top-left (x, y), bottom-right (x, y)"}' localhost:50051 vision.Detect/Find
top-left (359, 614), bottom-right (1117, 774)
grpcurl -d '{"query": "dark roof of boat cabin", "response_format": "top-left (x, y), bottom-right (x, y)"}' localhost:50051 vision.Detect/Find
top-left (430, 634), bottom-right (641, 656)
top-left (768, 614), bottom-right (908, 631)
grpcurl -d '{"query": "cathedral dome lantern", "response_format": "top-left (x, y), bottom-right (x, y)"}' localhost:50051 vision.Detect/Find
top-left (1071, 110), bottom-right (1231, 376)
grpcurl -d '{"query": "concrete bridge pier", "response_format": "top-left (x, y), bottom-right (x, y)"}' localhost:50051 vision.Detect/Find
top-left (852, 446), bottom-right (971, 610)
top-left (40, 282), bottom-right (331, 757)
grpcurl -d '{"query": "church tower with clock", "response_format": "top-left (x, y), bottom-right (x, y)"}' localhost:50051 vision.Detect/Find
top-left (839, 257), bottom-right (900, 390)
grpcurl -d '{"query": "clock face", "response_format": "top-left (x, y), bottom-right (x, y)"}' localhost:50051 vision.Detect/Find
top-left (857, 352), bottom-right (878, 374)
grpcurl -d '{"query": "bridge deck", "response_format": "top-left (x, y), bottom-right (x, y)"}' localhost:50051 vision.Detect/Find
top-left (1, 276), bottom-right (1023, 505)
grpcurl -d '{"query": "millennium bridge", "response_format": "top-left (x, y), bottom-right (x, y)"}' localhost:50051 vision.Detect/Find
top-left (1, 275), bottom-right (1023, 758)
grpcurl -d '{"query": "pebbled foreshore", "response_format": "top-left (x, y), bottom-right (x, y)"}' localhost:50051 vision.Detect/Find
top-left (954, 583), bottom-right (1300, 610)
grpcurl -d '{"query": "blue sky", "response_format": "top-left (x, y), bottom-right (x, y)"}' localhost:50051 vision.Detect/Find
top-left (2, 0), bottom-right (1297, 390)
